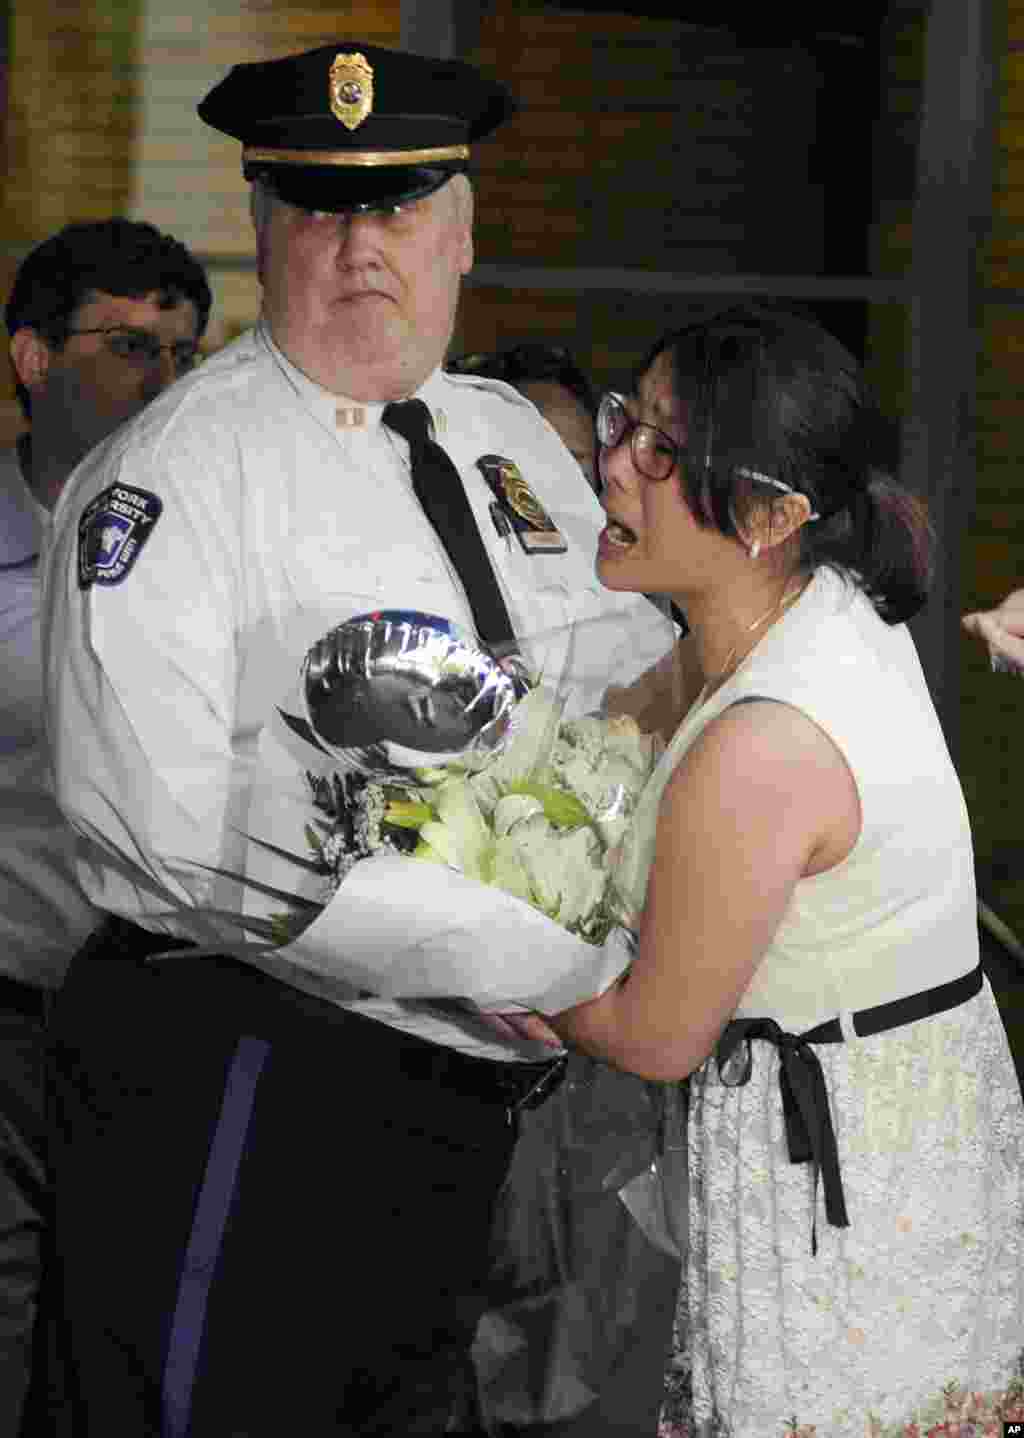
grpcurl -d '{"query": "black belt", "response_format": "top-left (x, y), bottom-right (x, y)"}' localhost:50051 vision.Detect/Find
top-left (715, 962), bottom-right (984, 1255)
top-left (86, 915), bottom-right (567, 1125)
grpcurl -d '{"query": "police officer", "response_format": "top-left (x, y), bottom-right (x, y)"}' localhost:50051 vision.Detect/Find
top-left (43, 43), bottom-right (670, 1435)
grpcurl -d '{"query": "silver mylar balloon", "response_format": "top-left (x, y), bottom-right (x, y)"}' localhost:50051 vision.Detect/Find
top-left (301, 610), bottom-right (529, 776)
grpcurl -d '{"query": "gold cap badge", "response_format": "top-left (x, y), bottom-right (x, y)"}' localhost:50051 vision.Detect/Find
top-left (329, 53), bottom-right (374, 131)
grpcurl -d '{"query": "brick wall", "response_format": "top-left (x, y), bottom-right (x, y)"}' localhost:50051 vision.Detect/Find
top-left (965, 2), bottom-right (1024, 931)
top-left (865, 1), bottom-right (1024, 936)
top-left (457, 3), bottom-right (833, 389)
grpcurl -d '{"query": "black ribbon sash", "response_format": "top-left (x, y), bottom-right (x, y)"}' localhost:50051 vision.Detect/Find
top-left (716, 1017), bottom-right (850, 1256)
top-left (714, 962), bottom-right (983, 1256)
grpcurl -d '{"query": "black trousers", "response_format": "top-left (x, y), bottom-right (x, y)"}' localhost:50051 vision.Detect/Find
top-left (0, 984), bottom-right (50, 1437)
top-left (50, 926), bottom-right (526, 1436)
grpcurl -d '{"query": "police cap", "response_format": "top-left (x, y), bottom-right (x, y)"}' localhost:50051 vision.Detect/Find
top-left (198, 42), bottom-right (514, 214)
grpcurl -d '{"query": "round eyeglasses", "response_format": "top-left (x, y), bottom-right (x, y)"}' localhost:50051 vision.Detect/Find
top-left (596, 391), bottom-right (682, 482)
top-left (67, 326), bottom-right (201, 377)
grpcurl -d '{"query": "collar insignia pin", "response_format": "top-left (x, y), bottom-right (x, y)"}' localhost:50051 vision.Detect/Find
top-left (329, 53), bottom-right (374, 131)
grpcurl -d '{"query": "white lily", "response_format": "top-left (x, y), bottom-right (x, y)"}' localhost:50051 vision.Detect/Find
top-left (501, 816), bottom-right (606, 932)
top-left (469, 686), bottom-right (565, 814)
top-left (491, 834), bottom-right (536, 906)
top-left (419, 777), bottom-right (493, 880)
top-left (492, 793), bottom-right (546, 836)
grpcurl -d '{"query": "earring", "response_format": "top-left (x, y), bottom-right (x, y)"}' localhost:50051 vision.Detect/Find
top-left (749, 539), bottom-right (761, 561)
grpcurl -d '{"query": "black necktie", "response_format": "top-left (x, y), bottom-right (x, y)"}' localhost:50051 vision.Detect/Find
top-left (382, 397), bottom-right (517, 653)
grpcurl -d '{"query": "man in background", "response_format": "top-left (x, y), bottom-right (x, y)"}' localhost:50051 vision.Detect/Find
top-left (1, 217), bottom-right (210, 1434)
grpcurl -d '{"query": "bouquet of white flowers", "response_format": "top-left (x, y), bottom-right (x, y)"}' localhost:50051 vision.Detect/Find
top-left (200, 608), bottom-right (671, 1017)
top-left (281, 685), bottom-right (656, 946)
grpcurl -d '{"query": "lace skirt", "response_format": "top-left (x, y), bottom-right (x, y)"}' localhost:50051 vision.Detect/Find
top-left (660, 979), bottom-right (1024, 1437)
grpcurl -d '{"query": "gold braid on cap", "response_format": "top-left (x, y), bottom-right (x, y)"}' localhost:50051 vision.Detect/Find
top-left (243, 145), bottom-right (469, 168)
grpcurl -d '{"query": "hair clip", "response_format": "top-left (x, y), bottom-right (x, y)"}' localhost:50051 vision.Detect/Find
top-left (735, 466), bottom-right (820, 522)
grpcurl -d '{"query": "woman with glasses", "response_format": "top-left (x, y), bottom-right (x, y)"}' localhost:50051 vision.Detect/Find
top-left (506, 305), bottom-right (1024, 1433)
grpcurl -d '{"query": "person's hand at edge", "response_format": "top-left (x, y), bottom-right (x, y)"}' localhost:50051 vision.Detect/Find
top-left (963, 588), bottom-right (1024, 673)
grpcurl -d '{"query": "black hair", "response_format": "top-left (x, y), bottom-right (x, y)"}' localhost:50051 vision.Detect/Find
top-left (5, 218), bottom-right (213, 419)
top-left (447, 342), bottom-right (596, 418)
top-left (637, 304), bottom-right (934, 624)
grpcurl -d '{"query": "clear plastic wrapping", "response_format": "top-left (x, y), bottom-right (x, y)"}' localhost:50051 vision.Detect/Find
top-left (461, 1060), bottom-right (688, 1431)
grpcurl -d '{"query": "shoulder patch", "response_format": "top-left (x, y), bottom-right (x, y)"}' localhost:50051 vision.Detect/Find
top-left (77, 484), bottom-right (163, 590)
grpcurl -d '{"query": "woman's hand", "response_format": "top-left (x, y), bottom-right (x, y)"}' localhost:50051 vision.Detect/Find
top-left (474, 1009), bottom-right (566, 1049)
top-left (963, 590), bottom-right (1024, 673)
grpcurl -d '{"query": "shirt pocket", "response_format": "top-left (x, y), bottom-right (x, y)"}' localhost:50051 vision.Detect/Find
top-left (283, 536), bottom-right (383, 613)
top-left (282, 534), bottom-right (479, 639)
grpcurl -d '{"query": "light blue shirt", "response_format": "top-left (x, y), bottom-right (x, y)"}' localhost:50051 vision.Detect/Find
top-left (0, 445), bottom-right (97, 986)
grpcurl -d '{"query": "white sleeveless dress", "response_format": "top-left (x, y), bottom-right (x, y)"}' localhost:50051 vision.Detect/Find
top-left (625, 569), bottom-right (1024, 1436)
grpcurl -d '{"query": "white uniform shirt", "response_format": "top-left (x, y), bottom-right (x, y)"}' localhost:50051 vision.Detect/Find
top-left (0, 446), bottom-right (98, 988)
top-left (44, 324), bottom-right (668, 1052)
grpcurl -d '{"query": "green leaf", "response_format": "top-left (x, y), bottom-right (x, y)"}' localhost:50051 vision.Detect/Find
top-left (411, 766), bottom-right (450, 785)
top-left (270, 911), bottom-right (309, 946)
top-left (383, 799), bottom-right (434, 829)
top-left (506, 780), bottom-right (591, 829)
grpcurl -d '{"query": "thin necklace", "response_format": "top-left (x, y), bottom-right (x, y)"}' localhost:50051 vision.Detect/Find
top-left (695, 575), bottom-right (811, 708)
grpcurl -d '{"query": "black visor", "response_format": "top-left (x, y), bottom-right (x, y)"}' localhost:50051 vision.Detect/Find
top-left (249, 160), bottom-right (463, 214)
